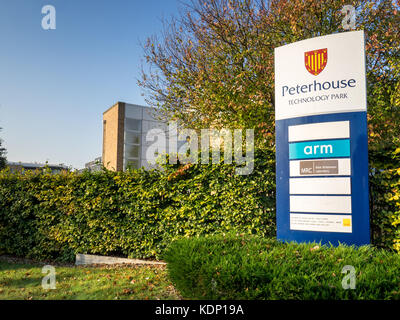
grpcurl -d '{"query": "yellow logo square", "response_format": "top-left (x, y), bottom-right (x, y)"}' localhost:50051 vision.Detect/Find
top-left (343, 218), bottom-right (351, 227)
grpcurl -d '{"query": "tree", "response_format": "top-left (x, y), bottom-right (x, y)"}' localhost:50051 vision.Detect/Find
top-left (0, 128), bottom-right (6, 170)
top-left (139, 0), bottom-right (400, 161)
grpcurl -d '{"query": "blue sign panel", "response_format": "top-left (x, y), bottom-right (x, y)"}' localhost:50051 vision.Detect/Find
top-left (275, 112), bottom-right (370, 245)
top-left (274, 31), bottom-right (370, 246)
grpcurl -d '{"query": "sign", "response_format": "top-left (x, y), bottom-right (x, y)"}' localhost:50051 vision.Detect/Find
top-left (299, 160), bottom-right (339, 175)
top-left (274, 31), bottom-right (370, 246)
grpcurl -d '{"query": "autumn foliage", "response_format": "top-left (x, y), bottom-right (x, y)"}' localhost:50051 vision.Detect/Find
top-left (139, 0), bottom-right (400, 157)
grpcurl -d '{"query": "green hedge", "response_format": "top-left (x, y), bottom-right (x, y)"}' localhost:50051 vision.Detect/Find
top-left (0, 149), bottom-right (276, 262)
top-left (164, 234), bottom-right (400, 300)
top-left (1, 146), bottom-right (400, 263)
top-left (369, 147), bottom-right (400, 252)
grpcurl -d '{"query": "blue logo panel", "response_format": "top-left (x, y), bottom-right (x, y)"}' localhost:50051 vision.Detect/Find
top-left (289, 139), bottom-right (350, 160)
top-left (275, 112), bottom-right (370, 246)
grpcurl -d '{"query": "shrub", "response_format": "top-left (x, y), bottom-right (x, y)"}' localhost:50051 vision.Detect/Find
top-left (369, 146), bottom-right (400, 252)
top-left (0, 148), bottom-right (276, 262)
top-left (1, 145), bottom-right (400, 263)
top-left (164, 234), bottom-right (400, 300)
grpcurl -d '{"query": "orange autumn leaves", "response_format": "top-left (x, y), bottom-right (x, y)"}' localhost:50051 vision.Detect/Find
top-left (139, 0), bottom-right (399, 152)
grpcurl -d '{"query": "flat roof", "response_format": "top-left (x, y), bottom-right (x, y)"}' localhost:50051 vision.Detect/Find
top-left (102, 101), bottom-right (155, 115)
top-left (7, 161), bottom-right (68, 169)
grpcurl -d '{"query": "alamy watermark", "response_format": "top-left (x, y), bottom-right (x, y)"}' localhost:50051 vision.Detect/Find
top-left (341, 265), bottom-right (356, 290)
top-left (341, 5), bottom-right (356, 30)
top-left (41, 5), bottom-right (56, 30)
top-left (41, 265), bottom-right (56, 290)
top-left (144, 121), bottom-right (254, 175)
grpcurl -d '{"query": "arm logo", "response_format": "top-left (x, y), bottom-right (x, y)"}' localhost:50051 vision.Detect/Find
top-left (305, 48), bottom-right (327, 76)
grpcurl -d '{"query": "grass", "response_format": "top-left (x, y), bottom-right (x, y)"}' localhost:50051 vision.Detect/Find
top-left (0, 256), bottom-right (181, 300)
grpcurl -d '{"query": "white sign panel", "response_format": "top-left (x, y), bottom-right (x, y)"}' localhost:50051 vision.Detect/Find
top-left (275, 30), bottom-right (366, 120)
top-left (290, 214), bottom-right (352, 233)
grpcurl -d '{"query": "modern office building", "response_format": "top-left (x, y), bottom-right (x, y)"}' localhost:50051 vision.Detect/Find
top-left (7, 161), bottom-right (69, 174)
top-left (102, 102), bottom-right (169, 171)
top-left (84, 157), bottom-right (102, 172)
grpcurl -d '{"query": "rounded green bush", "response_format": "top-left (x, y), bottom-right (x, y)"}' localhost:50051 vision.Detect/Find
top-left (164, 234), bottom-right (400, 300)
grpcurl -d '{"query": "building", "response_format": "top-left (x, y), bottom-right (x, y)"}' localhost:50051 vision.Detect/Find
top-left (84, 157), bottom-right (102, 172)
top-left (102, 102), bottom-right (234, 172)
top-left (7, 161), bottom-right (69, 174)
top-left (102, 102), bottom-right (169, 171)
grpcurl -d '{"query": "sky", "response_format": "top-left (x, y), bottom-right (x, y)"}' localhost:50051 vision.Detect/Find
top-left (0, 0), bottom-right (182, 169)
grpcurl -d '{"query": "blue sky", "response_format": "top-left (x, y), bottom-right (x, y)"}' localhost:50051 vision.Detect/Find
top-left (0, 0), bottom-right (182, 169)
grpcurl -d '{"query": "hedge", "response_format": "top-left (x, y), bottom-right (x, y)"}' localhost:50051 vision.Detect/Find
top-left (0, 146), bottom-right (400, 263)
top-left (0, 149), bottom-right (276, 262)
top-left (164, 234), bottom-right (400, 300)
top-left (369, 147), bottom-right (400, 252)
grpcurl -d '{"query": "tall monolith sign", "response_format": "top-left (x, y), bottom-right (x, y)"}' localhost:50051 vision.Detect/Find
top-left (275, 30), bottom-right (370, 245)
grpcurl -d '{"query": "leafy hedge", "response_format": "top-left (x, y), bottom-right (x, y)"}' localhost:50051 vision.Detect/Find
top-left (0, 149), bottom-right (276, 262)
top-left (369, 146), bottom-right (400, 252)
top-left (164, 234), bottom-right (400, 300)
top-left (1, 146), bottom-right (400, 263)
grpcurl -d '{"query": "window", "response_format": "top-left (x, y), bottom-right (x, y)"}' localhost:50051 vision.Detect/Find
top-left (125, 118), bottom-right (141, 132)
top-left (125, 132), bottom-right (141, 145)
top-left (124, 118), bottom-right (142, 170)
top-left (126, 159), bottom-right (140, 170)
top-left (125, 144), bottom-right (140, 159)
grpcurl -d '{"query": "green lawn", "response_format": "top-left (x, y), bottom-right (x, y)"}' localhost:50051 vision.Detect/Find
top-left (0, 257), bottom-right (181, 300)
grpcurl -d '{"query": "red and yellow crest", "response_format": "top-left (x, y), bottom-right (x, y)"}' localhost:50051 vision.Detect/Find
top-left (304, 48), bottom-right (327, 76)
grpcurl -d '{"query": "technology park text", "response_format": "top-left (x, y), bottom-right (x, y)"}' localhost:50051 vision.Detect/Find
top-left (281, 78), bottom-right (356, 106)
